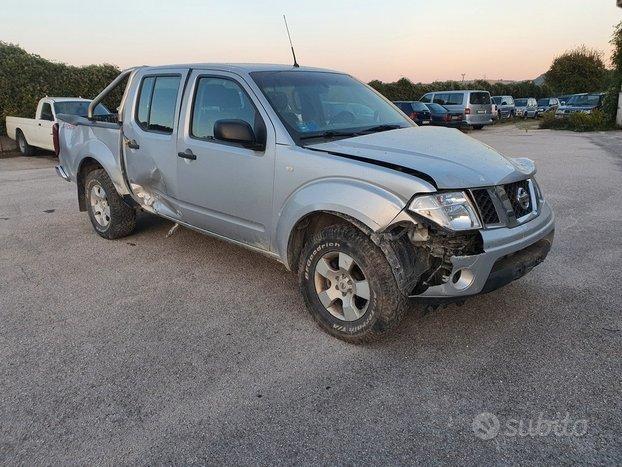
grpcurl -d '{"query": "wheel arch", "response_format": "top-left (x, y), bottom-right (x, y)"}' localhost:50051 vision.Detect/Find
top-left (277, 178), bottom-right (410, 271)
top-left (76, 157), bottom-right (105, 211)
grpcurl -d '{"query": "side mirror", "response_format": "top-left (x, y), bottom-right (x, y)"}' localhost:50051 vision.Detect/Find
top-left (214, 119), bottom-right (264, 150)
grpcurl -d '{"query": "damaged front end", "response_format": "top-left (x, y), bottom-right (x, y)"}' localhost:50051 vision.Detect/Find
top-left (373, 219), bottom-right (483, 298)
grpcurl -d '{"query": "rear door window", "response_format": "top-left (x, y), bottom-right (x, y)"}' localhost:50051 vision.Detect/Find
top-left (469, 92), bottom-right (490, 105)
top-left (136, 75), bottom-right (181, 133)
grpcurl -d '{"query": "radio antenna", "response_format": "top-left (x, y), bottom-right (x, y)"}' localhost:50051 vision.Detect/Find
top-left (283, 15), bottom-right (299, 68)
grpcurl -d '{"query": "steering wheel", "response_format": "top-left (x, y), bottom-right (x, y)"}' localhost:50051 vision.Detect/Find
top-left (329, 111), bottom-right (356, 125)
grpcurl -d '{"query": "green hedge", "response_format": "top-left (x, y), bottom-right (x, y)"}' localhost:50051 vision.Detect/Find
top-left (539, 110), bottom-right (612, 131)
top-left (0, 42), bottom-right (122, 135)
top-left (367, 77), bottom-right (552, 102)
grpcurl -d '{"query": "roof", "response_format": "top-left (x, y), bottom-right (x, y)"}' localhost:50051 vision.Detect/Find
top-left (133, 63), bottom-right (340, 74)
top-left (44, 97), bottom-right (92, 103)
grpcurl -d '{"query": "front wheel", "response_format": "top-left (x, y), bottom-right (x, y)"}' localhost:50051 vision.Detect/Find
top-left (85, 168), bottom-right (136, 239)
top-left (298, 224), bottom-right (409, 343)
top-left (472, 125), bottom-right (484, 130)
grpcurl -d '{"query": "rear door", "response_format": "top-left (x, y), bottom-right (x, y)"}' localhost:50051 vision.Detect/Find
top-left (122, 68), bottom-right (189, 218)
top-left (175, 70), bottom-right (276, 250)
top-left (467, 92), bottom-right (492, 123)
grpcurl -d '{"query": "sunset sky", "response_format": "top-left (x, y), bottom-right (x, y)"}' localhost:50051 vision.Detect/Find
top-left (2, 0), bottom-right (620, 83)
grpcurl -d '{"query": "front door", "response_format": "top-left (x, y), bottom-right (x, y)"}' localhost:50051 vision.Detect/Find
top-left (37, 102), bottom-right (55, 150)
top-left (176, 70), bottom-right (276, 250)
top-left (122, 68), bottom-right (189, 218)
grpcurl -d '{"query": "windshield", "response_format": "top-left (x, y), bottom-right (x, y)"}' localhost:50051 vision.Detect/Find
top-left (425, 103), bottom-right (446, 113)
top-left (492, 96), bottom-right (501, 104)
top-left (537, 98), bottom-right (549, 106)
top-left (54, 101), bottom-right (110, 116)
top-left (250, 71), bottom-right (412, 141)
top-left (514, 98), bottom-right (528, 106)
top-left (565, 94), bottom-right (601, 107)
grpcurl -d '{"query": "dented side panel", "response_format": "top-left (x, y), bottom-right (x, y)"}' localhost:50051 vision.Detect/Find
top-left (120, 68), bottom-right (190, 222)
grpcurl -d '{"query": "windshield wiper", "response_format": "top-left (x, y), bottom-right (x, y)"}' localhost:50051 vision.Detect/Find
top-left (357, 124), bottom-right (405, 134)
top-left (299, 130), bottom-right (361, 141)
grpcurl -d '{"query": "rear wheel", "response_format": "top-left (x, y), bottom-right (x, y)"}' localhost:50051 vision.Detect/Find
top-left (85, 168), bottom-right (136, 239)
top-left (298, 224), bottom-right (409, 343)
top-left (472, 125), bottom-right (484, 130)
top-left (16, 130), bottom-right (34, 156)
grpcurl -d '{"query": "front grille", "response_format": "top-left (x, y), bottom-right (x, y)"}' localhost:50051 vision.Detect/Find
top-left (470, 179), bottom-right (536, 228)
top-left (471, 189), bottom-right (499, 224)
top-left (504, 180), bottom-right (533, 218)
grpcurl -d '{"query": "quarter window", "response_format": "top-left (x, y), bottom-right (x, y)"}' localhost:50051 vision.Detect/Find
top-left (191, 77), bottom-right (261, 140)
top-left (447, 93), bottom-right (465, 105)
top-left (136, 75), bottom-right (181, 133)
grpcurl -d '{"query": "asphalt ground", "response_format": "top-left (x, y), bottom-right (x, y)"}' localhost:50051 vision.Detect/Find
top-left (0, 125), bottom-right (620, 464)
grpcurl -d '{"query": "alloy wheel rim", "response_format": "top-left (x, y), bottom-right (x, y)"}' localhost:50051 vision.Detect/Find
top-left (313, 251), bottom-right (370, 322)
top-left (90, 184), bottom-right (111, 227)
top-left (19, 136), bottom-right (25, 152)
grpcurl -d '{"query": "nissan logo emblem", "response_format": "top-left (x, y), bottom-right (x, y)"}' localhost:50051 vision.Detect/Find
top-left (516, 187), bottom-right (530, 210)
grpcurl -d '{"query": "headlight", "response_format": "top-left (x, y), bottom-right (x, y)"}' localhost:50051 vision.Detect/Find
top-left (581, 109), bottom-right (592, 114)
top-left (409, 191), bottom-right (482, 231)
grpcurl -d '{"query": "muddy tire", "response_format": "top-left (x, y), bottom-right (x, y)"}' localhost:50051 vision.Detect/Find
top-left (16, 130), bottom-right (34, 156)
top-left (298, 224), bottom-right (409, 343)
top-left (84, 168), bottom-right (136, 239)
top-left (472, 125), bottom-right (484, 130)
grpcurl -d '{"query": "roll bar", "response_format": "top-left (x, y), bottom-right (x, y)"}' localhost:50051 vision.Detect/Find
top-left (87, 67), bottom-right (141, 120)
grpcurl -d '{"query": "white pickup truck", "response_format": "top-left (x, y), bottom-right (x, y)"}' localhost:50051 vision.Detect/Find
top-left (6, 97), bottom-right (110, 155)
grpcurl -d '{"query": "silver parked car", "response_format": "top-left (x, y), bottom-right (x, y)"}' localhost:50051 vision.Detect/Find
top-left (514, 98), bottom-right (539, 118)
top-left (491, 95), bottom-right (515, 119)
top-left (55, 64), bottom-right (554, 343)
top-left (420, 90), bottom-right (493, 129)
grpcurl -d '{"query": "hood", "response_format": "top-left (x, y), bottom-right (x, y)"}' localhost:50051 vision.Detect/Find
top-left (306, 126), bottom-right (534, 189)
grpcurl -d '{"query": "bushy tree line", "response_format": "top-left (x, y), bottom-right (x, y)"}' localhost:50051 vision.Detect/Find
top-left (0, 42), bottom-right (122, 135)
top-left (602, 21), bottom-right (622, 125)
top-left (368, 77), bottom-right (552, 102)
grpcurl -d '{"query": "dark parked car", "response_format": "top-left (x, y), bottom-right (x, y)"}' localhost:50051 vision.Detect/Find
top-left (555, 93), bottom-right (605, 118)
top-left (424, 103), bottom-right (464, 127)
top-left (537, 97), bottom-right (560, 114)
top-left (394, 101), bottom-right (431, 125)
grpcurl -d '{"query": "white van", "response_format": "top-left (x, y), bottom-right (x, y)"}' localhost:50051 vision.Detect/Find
top-left (420, 90), bottom-right (493, 129)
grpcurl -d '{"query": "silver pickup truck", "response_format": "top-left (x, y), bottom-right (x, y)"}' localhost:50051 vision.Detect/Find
top-left (55, 64), bottom-right (554, 343)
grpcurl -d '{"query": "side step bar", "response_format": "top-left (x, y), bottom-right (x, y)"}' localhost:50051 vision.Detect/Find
top-left (55, 165), bottom-right (70, 181)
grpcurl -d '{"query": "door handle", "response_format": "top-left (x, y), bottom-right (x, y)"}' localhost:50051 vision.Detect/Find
top-left (126, 139), bottom-right (140, 150)
top-left (177, 149), bottom-right (196, 160)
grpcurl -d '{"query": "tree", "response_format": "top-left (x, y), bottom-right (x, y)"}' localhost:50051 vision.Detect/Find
top-left (544, 46), bottom-right (608, 94)
top-left (602, 21), bottom-right (622, 124)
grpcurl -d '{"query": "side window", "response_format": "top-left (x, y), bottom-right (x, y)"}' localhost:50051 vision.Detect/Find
top-left (447, 93), bottom-right (465, 105)
top-left (420, 94), bottom-right (432, 103)
top-left (433, 93), bottom-right (448, 105)
top-left (191, 76), bottom-right (261, 141)
top-left (40, 103), bottom-right (54, 121)
top-left (135, 75), bottom-right (181, 133)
